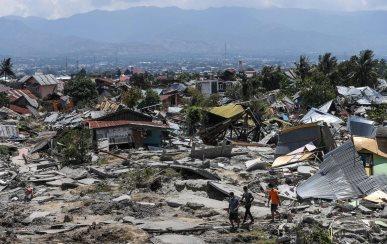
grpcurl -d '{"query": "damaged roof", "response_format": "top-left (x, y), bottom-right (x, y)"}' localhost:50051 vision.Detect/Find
top-left (207, 103), bottom-right (245, 119)
top-left (20, 74), bottom-right (59, 86)
top-left (297, 141), bottom-right (387, 200)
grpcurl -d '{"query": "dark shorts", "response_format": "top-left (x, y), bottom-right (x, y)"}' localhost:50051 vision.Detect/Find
top-left (271, 204), bottom-right (278, 212)
top-left (229, 212), bottom-right (239, 220)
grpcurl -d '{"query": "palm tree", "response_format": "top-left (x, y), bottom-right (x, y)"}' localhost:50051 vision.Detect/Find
top-left (294, 55), bottom-right (311, 82)
top-left (318, 53), bottom-right (337, 75)
top-left (353, 50), bottom-right (378, 87)
top-left (0, 58), bottom-right (15, 82)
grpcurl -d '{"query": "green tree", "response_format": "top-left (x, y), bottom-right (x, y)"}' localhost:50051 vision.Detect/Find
top-left (185, 106), bottom-right (202, 136)
top-left (225, 83), bottom-right (243, 100)
top-left (122, 87), bottom-right (143, 108)
top-left (57, 128), bottom-right (92, 165)
top-left (0, 58), bottom-right (15, 81)
top-left (138, 89), bottom-right (160, 109)
top-left (0, 92), bottom-right (10, 107)
top-left (294, 55), bottom-right (311, 81)
top-left (131, 73), bottom-right (153, 89)
top-left (64, 71), bottom-right (98, 107)
top-left (318, 53), bottom-right (337, 76)
top-left (202, 93), bottom-right (221, 107)
top-left (186, 87), bottom-right (204, 106)
top-left (260, 65), bottom-right (287, 91)
top-left (352, 50), bottom-right (379, 87)
top-left (220, 69), bottom-right (236, 81)
top-left (299, 71), bottom-right (336, 108)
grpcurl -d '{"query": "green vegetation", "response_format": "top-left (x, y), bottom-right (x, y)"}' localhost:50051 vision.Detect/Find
top-left (64, 70), bottom-right (98, 107)
top-left (120, 167), bottom-right (179, 191)
top-left (0, 145), bottom-right (10, 156)
top-left (296, 225), bottom-right (332, 244)
top-left (138, 89), bottom-right (160, 109)
top-left (367, 104), bottom-right (387, 124)
top-left (0, 58), bottom-right (15, 81)
top-left (185, 106), bottom-right (203, 136)
top-left (57, 128), bottom-right (92, 166)
top-left (131, 73), bottom-right (154, 89)
top-left (0, 92), bottom-right (10, 107)
top-left (122, 86), bottom-right (143, 108)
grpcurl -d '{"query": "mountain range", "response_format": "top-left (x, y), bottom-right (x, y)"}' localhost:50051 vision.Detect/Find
top-left (1, 7), bottom-right (387, 58)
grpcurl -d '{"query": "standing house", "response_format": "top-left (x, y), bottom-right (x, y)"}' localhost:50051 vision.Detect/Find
top-left (20, 74), bottom-right (58, 99)
top-left (86, 109), bottom-right (169, 149)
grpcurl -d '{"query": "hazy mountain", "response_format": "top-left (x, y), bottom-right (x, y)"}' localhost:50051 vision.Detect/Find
top-left (2, 7), bottom-right (387, 57)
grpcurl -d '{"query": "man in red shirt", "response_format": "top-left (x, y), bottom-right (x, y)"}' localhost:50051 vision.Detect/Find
top-left (267, 183), bottom-right (281, 221)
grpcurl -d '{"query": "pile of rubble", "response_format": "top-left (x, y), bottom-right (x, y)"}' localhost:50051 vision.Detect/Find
top-left (0, 79), bottom-right (386, 243)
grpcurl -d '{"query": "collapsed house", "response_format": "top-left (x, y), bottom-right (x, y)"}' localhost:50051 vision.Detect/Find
top-left (274, 122), bottom-right (336, 157)
top-left (337, 85), bottom-right (387, 105)
top-left (198, 103), bottom-right (261, 145)
top-left (297, 141), bottom-right (387, 200)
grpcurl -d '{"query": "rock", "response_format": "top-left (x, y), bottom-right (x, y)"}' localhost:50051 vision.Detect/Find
top-left (166, 192), bottom-right (227, 210)
top-left (381, 206), bottom-right (387, 218)
top-left (186, 202), bottom-right (204, 210)
top-left (78, 178), bottom-right (100, 185)
top-left (63, 214), bottom-right (73, 222)
top-left (174, 180), bottom-right (208, 192)
top-left (245, 158), bottom-right (266, 171)
top-left (112, 194), bottom-right (131, 202)
top-left (152, 234), bottom-right (205, 244)
top-left (23, 211), bottom-right (51, 224)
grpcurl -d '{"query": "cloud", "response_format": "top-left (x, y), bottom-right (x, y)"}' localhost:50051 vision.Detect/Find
top-left (1, 0), bottom-right (387, 19)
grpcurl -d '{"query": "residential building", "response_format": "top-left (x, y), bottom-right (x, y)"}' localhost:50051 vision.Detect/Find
top-left (19, 74), bottom-right (59, 99)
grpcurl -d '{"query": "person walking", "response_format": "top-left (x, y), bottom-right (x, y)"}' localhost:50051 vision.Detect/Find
top-left (267, 183), bottom-right (281, 222)
top-left (241, 186), bottom-right (254, 225)
top-left (227, 192), bottom-right (240, 229)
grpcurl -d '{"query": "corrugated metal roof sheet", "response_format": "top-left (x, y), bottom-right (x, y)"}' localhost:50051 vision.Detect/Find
top-left (33, 74), bottom-right (58, 85)
top-left (0, 124), bottom-right (18, 138)
top-left (6, 89), bottom-right (37, 101)
top-left (297, 141), bottom-right (367, 200)
top-left (20, 74), bottom-right (58, 85)
top-left (87, 120), bottom-right (169, 129)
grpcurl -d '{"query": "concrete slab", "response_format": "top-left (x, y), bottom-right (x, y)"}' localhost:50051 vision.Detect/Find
top-left (152, 234), bottom-right (205, 244)
top-left (23, 211), bottom-right (51, 224)
top-left (166, 192), bottom-right (227, 209)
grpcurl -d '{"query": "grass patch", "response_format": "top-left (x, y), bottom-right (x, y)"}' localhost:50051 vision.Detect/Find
top-left (234, 227), bottom-right (275, 244)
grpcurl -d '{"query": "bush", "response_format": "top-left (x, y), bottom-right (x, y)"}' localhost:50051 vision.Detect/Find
top-left (57, 128), bottom-right (92, 166)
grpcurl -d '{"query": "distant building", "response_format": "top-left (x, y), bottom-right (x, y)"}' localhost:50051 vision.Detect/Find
top-left (195, 80), bottom-right (239, 96)
top-left (19, 74), bottom-right (59, 99)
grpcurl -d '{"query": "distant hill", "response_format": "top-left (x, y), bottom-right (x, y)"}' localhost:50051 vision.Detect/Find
top-left (2, 7), bottom-right (387, 57)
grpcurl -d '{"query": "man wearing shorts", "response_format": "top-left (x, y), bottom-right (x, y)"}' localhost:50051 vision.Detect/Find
top-left (228, 192), bottom-right (240, 229)
top-left (267, 183), bottom-right (281, 221)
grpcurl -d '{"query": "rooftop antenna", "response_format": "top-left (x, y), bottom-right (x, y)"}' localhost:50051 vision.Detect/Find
top-left (224, 42), bottom-right (227, 65)
top-left (65, 56), bottom-right (68, 74)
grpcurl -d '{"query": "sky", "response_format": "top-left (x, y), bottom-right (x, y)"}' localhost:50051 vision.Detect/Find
top-left (1, 0), bottom-right (387, 19)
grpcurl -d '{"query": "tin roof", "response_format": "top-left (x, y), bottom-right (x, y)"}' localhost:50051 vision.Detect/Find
top-left (20, 74), bottom-right (58, 85)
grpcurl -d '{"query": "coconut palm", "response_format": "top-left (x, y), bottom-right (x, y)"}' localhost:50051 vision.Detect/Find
top-left (0, 58), bottom-right (16, 81)
top-left (318, 53), bottom-right (337, 75)
top-left (353, 50), bottom-right (378, 87)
